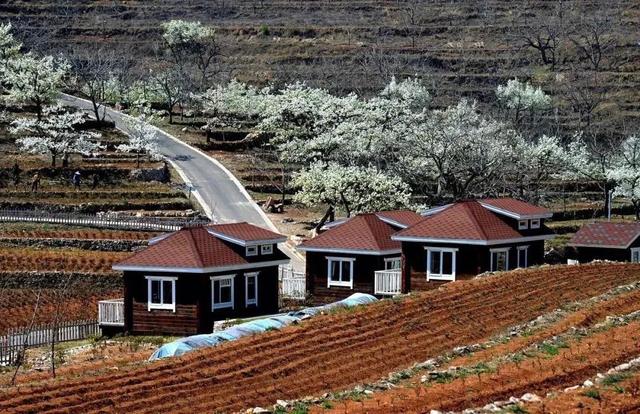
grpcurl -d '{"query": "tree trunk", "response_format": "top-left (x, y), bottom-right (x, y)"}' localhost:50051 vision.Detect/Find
top-left (136, 153), bottom-right (140, 168)
top-left (51, 153), bottom-right (57, 168)
top-left (340, 191), bottom-right (351, 217)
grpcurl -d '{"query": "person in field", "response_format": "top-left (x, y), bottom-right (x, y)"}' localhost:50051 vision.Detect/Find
top-left (91, 173), bottom-right (99, 190)
top-left (12, 162), bottom-right (21, 186)
top-left (30, 173), bottom-right (40, 192)
top-left (72, 171), bottom-right (81, 190)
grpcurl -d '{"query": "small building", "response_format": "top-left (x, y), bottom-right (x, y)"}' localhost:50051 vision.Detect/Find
top-left (392, 198), bottom-right (555, 291)
top-left (297, 210), bottom-right (423, 304)
top-left (567, 222), bottom-right (640, 263)
top-left (110, 223), bottom-right (289, 336)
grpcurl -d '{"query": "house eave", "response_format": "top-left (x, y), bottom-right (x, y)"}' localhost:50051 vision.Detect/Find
top-left (375, 215), bottom-right (409, 229)
top-left (478, 203), bottom-right (553, 220)
top-left (296, 246), bottom-right (401, 256)
top-left (391, 234), bottom-right (556, 246)
top-left (205, 228), bottom-right (287, 246)
top-left (567, 243), bottom-right (629, 250)
top-left (112, 259), bottom-right (290, 273)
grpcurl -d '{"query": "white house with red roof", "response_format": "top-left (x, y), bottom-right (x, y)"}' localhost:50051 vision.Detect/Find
top-left (297, 210), bottom-right (422, 304)
top-left (109, 223), bottom-right (289, 336)
top-left (568, 222), bottom-right (640, 263)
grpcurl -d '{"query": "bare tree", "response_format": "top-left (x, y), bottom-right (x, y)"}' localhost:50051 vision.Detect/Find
top-left (514, 1), bottom-right (567, 71)
top-left (569, 6), bottom-right (621, 72)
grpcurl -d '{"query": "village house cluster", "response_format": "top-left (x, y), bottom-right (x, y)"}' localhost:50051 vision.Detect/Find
top-left (107, 198), bottom-right (639, 335)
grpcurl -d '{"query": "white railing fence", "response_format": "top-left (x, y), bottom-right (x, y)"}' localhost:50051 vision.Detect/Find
top-left (374, 270), bottom-right (402, 295)
top-left (0, 320), bottom-right (99, 366)
top-left (98, 299), bottom-right (125, 326)
top-left (279, 265), bottom-right (306, 300)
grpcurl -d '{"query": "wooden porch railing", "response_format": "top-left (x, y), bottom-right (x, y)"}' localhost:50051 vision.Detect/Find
top-left (374, 270), bottom-right (402, 295)
top-left (98, 299), bottom-right (125, 326)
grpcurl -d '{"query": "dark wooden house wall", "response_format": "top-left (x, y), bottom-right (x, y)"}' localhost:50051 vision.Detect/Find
top-left (572, 247), bottom-right (633, 263)
top-left (305, 251), bottom-right (399, 305)
top-left (124, 266), bottom-right (280, 336)
top-left (402, 240), bottom-right (546, 292)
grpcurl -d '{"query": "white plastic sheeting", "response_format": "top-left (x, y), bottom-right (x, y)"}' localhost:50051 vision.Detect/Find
top-left (149, 293), bottom-right (378, 360)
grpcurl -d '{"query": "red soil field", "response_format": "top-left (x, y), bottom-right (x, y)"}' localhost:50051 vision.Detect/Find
top-left (0, 263), bottom-right (639, 413)
top-left (0, 247), bottom-right (129, 273)
top-left (0, 288), bottom-right (123, 335)
top-left (0, 229), bottom-right (159, 241)
top-left (321, 320), bottom-right (640, 413)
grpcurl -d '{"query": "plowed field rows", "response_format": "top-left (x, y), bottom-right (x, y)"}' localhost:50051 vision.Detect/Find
top-left (0, 229), bottom-right (158, 241)
top-left (1, 263), bottom-right (640, 413)
top-left (0, 247), bottom-right (128, 273)
top-left (0, 288), bottom-right (122, 335)
top-left (323, 320), bottom-right (640, 413)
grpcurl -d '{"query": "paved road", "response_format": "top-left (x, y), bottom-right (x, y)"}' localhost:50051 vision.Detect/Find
top-left (60, 94), bottom-right (304, 270)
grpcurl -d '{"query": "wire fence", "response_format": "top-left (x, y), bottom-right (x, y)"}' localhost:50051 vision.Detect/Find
top-left (0, 209), bottom-right (210, 232)
top-left (0, 319), bottom-right (99, 366)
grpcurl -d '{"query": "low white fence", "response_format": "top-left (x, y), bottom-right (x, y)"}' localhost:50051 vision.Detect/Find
top-left (279, 265), bottom-right (306, 300)
top-left (374, 270), bottom-right (402, 295)
top-left (98, 299), bottom-right (125, 326)
top-left (0, 209), bottom-right (209, 232)
top-left (0, 319), bottom-right (99, 366)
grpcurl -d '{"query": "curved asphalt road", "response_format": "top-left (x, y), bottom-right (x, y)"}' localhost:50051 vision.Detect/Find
top-left (60, 94), bottom-right (304, 270)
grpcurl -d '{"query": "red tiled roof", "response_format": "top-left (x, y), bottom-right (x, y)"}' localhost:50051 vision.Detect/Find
top-left (375, 210), bottom-right (423, 228)
top-left (114, 225), bottom-right (287, 270)
top-left (206, 222), bottom-right (286, 245)
top-left (394, 201), bottom-right (527, 241)
top-left (299, 214), bottom-right (401, 253)
top-left (480, 198), bottom-right (552, 219)
top-left (568, 222), bottom-right (640, 248)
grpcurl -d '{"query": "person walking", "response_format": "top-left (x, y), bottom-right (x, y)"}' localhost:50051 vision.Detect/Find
top-left (30, 173), bottom-right (40, 192)
top-left (91, 173), bottom-right (99, 190)
top-left (72, 171), bottom-right (81, 190)
top-left (11, 162), bottom-right (21, 186)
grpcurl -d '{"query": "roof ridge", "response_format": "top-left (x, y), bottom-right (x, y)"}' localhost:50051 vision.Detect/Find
top-left (463, 202), bottom-right (490, 240)
top-left (363, 214), bottom-right (391, 250)
top-left (186, 228), bottom-right (206, 268)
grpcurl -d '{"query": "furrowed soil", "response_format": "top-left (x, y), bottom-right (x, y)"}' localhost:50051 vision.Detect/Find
top-left (0, 247), bottom-right (128, 273)
top-left (1, 262), bottom-right (640, 413)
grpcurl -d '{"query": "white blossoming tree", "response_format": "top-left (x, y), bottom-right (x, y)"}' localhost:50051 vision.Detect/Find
top-left (161, 19), bottom-right (219, 89)
top-left (0, 23), bottom-right (21, 81)
top-left (5, 54), bottom-right (69, 120)
top-left (10, 106), bottom-right (101, 167)
top-left (292, 162), bottom-right (412, 216)
top-left (496, 78), bottom-right (551, 125)
top-left (117, 112), bottom-right (160, 167)
top-left (608, 135), bottom-right (640, 219)
top-left (513, 135), bottom-right (567, 199)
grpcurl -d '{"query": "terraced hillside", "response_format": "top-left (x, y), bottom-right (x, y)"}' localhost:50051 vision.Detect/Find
top-left (1, 262), bottom-right (640, 413)
top-left (2, 0), bottom-right (640, 133)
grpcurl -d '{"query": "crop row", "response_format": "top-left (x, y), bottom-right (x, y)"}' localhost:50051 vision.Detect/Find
top-left (0, 288), bottom-right (122, 335)
top-left (0, 247), bottom-right (128, 273)
top-left (0, 263), bottom-right (639, 413)
top-left (0, 228), bottom-right (158, 241)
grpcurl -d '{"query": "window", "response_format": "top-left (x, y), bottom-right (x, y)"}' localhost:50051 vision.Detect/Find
top-left (517, 246), bottom-right (529, 268)
top-left (530, 219), bottom-right (541, 229)
top-left (145, 276), bottom-right (177, 312)
top-left (246, 245), bottom-right (258, 256)
top-left (384, 257), bottom-right (402, 270)
top-left (631, 248), bottom-right (640, 263)
top-left (426, 248), bottom-right (457, 281)
top-left (260, 244), bottom-right (273, 255)
top-left (518, 220), bottom-right (528, 230)
top-left (211, 275), bottom-right (235, 310)
top-left (490, 248), bottom-right (510, 272)
top-left (327, 257), bottom-right (355, 288)
top-left (245, 272), bottom-right (258, 306)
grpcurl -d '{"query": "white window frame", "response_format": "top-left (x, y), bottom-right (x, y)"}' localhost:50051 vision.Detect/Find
top-left (145, 276), bottom-right (177, 312)
top-left (518, 220), bottom-right (528, 230)
top-left (530, 219), bottom-right (541, 229)
top-left (425, 247), bottom-right (457, 281)
top-left (517, 245), bottom-right (529, 268)
top-left (326, 257), bottom-right (355, 288)
top-left (631, 248), bottom-right (640, 263)
top-left (384, 257), bottom-right (402, 270)
top-left (490, 248), bottom-right (510, 272)
top-left (260, 244), bottom-right (273, 255)
top-left (211, 275), bottom-right (235, 310)
top-left (245, 272), bottom-right (259, 306)
top-left (246, 245), bottom-right (258, 256)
